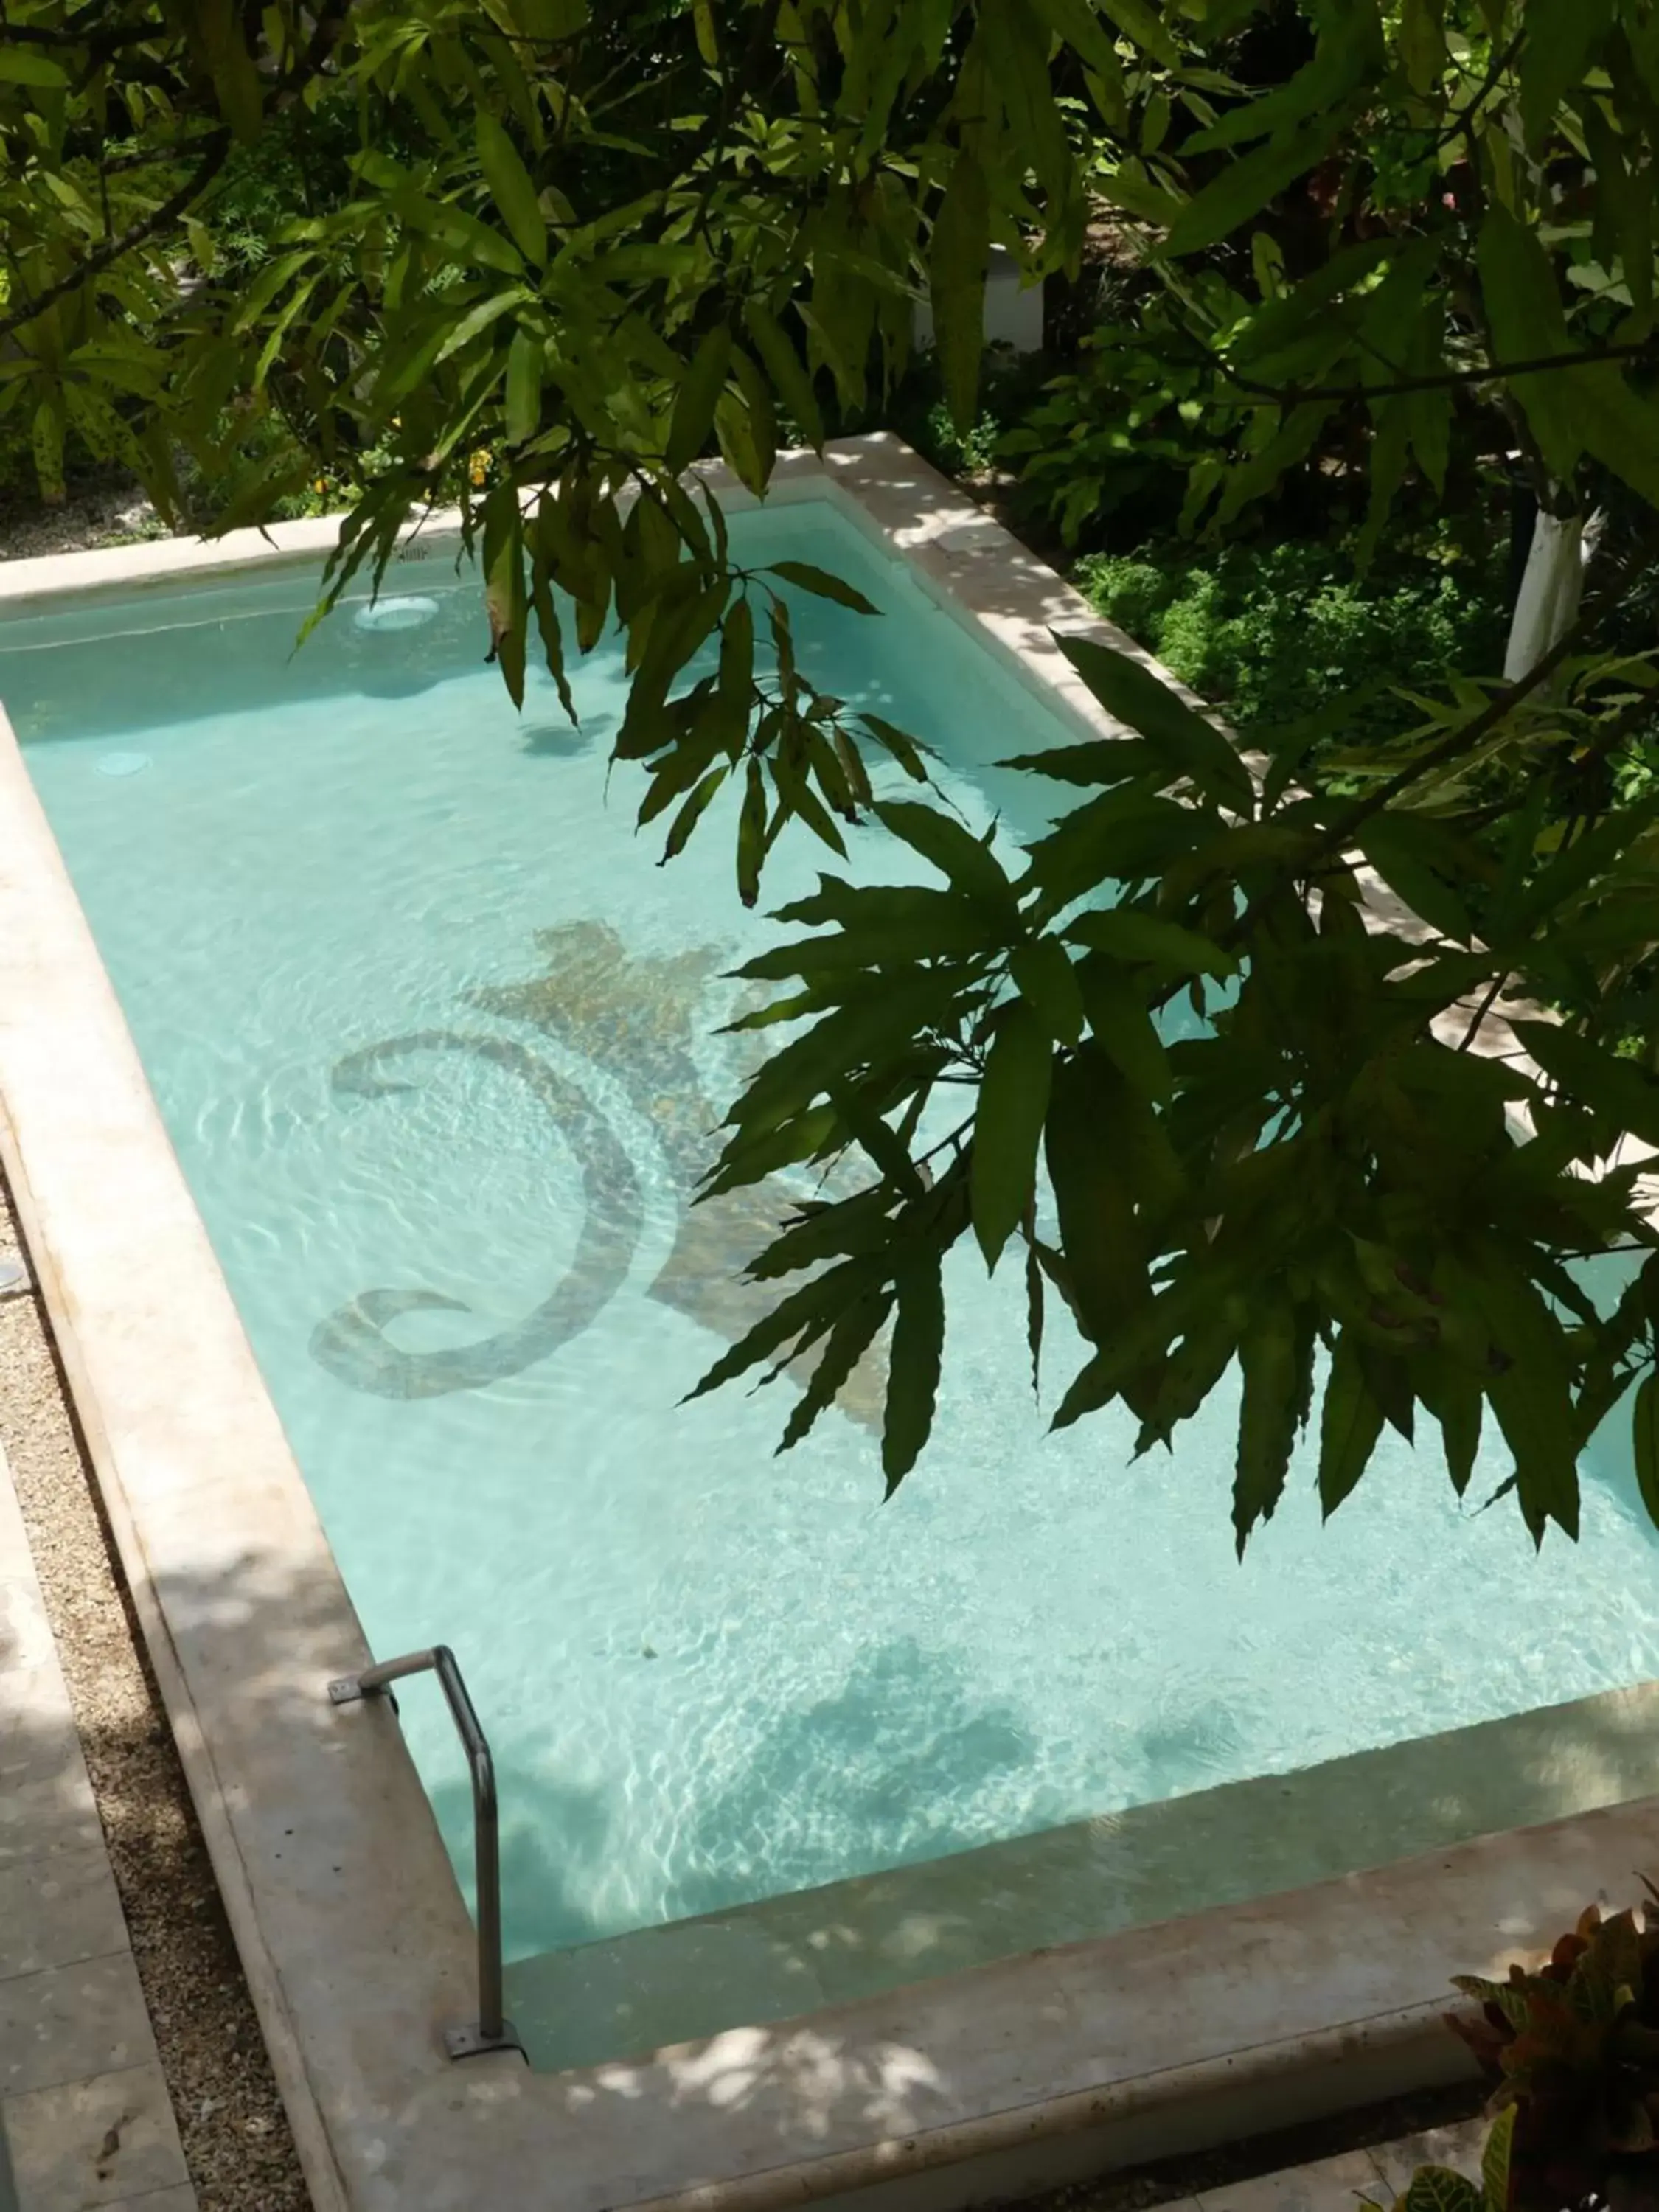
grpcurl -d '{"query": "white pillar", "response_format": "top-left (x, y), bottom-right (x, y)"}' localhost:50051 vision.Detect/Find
top-left (913, 243), bottom-right (1044, 356)
top-left (1503, 506), bottom-right (1603, 680)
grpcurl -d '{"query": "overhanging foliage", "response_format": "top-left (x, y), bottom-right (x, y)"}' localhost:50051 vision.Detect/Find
top-left (5, 0), bottom-right (1659, 1545)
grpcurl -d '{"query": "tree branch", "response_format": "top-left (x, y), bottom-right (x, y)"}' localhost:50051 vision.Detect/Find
top-left (1216, 332), bottom-right (1657, 408)
top-left (0, 15), bottom-right (166, 47)
top-left (0, 127), bottom-right (230, 348)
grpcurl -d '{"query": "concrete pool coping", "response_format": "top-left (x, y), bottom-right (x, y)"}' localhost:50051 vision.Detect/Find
top-left (0, 430), bottom-right (1656, 2212)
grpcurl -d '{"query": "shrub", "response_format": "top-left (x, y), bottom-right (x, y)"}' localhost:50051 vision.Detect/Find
top-left (1447, 1896), bottom-right (1659, 2212)
top-left (1368, 1892), bottom-right (1659, 2212)
top-left (1074, 530), bottom-right (1512, 745)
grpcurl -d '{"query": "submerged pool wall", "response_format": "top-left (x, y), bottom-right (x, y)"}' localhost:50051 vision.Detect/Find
top-left (3, 435), bottom-right (1658, 2212)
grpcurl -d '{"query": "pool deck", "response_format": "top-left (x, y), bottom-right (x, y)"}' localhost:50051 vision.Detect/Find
top-left (0, 432), bottom-right (1655, 2212)
top-left (0, 1435), bottom-right (197, 2212)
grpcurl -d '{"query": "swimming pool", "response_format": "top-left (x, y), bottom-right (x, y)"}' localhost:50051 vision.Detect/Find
top-left (5, 484), bottom-right (1658, 2076)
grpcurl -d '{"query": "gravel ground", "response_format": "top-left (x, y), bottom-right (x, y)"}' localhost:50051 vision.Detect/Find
top-left (0, 476), bottom-right (171, 563)
top-left (0, 1175), bottom-right (311, 2212)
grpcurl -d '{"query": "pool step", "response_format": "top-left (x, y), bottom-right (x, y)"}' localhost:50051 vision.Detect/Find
top-left (503, 1675), bottom-right (1659, 2073)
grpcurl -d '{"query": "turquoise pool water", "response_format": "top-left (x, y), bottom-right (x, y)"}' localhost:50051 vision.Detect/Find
top-left (6, 500), bottom-right (1659, 1976)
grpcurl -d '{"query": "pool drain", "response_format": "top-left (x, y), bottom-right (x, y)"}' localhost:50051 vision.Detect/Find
top-left (354, 595), bottom-right (439, 634)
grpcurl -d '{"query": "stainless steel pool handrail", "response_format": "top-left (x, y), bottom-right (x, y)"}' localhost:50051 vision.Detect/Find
top-left (328, 1644), bottom-right (525, 2062)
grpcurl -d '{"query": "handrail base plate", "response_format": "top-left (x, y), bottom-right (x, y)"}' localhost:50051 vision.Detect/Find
top-left (445, 2019), bottom-right (526, 2063)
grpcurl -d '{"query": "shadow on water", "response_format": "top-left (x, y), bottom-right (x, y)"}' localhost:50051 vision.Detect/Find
top-left (431, 1639), bottom-right (1037, 1958)
top-left (662, 1640), bottom-right (1034, 1925)
top-left (433, 1761), bottom-right (617, 1957)
top-left (520, 717), bottom-right (605, 759)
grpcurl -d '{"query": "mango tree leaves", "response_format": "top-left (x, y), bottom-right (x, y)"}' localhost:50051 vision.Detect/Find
top-left (1234, 1299), bottom-right (1302, 1554)
top-left (1057, 636), bottom-right (1256, 814)
top-left (1318, 1330), bottom-right (1385, 1520)
top-left (476, 111), bottom-right (547, 268)
top-left (886, 1255), bottom-right (946, 1489)
top-left (928, 149), bottom-right (992, 434)
top-left (1635, 1376), bottom-right (1659, 1532)
top-left (972, 998), bottom-right (1054, 1268)
top-left (8, 0), bottom-right (1659, 1544)
top-left (1476, 206), bottom-right (1584, 483)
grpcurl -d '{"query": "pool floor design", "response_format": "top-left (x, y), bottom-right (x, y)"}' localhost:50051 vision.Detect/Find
top-left (7, 491), bottom-right (1659, 2069)
top-left (305, 922), bottom-right (866, 1411)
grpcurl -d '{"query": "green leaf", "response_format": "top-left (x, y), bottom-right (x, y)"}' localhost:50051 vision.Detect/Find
top-left (875, 800), bottom-right (1015, 914)
top-left (686, 1256), bottom-right (878, 1402)
top-left (971, 999), bottom-right (1053, 1269)
top-left (483, 481), bottom-right (526, 709)
top-left (929, 150), bottom-right (991, 434)
top-left (1056, 635), bottom-right (1255, 813)
top-left (1476, 206), bottom-right (1582, 480)
top-left (502, 0), bottom-right (589, 35)
top-left (1096, 0), bottom-right (1178, 65)
top-left (0, 48), bottom-right (67, 85)
top-left (779, 1293), bottom-right (892, 1453)
top-left (198, 0), bottom-right (262, 140)
top-left (1026, 1242), bottom-right (1045, 1394)
top-left (1520, 0), bottom-right (1615, 149)
top-left (1357, 397), bottom-right (1411, 570)
top-left (737, 756), bottom-right (768, 908)
top-left (433, 286), bottom-right (532, 364)
top-left (1400, 2169), bottom-right (1484, 2212)
top-left (1001, 738), bottom-right (1161, 787)
top-left (1165, 116), bottom-right (1347, 259)
top-left (477, 110), bottom-right (547, 267)
top-left (1076, 956), bottom-right (1171, 1102)
top-left (1235, 1301), bottom-right (1299, 1554)
top-left (737, 901), bottom-right (996, 975)
top-left (1026, 0), bottom-right (1127, 105)
top-left (744, 301), bottom-right (824, 449)
top-left (1228, 239), bottom-right (1395, 366)
top-left (1574, 366), bottom-right (1659, 511)
top-left (394, 188), bottom-right (525, 275)
top-left (1356, 815), bottom-right (1473, 943)
top-left (1448, 1253), bottom-right (1580, 1542)
top-left (713, 385), bottom-right (763, 497)
top-left (1044, 1048), bottom-right (1155, 1349)
top-left (765, 560), bottom-right (880, 616)
top-left (1010, 936), bottom-right (1085, 1046)
top-left (861, 713), bottom-right (931, 782)
top-left (1513, 1020), bottom-right (1659, 1150)
top-left (505, 328), bottom-right (542, 445)
top-left (1399, 0), bottom-right (1447, 94)
top-left (1482, 2106), bottom-right (1514, 2212)
top-left (885, 1256), bottom-right (945, 1490)
top-left (1186, 7), bottom-right (1377, 152)
top-left (1633, 1374), bottom-right (1659, 1533)
top-left (1064, 908), bottom-right (1238, 978)
top-left (1435, 1368), bottom-right (1484, 1498)
top-left (667, 324), bottom-right (732, 475)
top-left (1317, 1331), bottom-right (1385, 1519)
top-left (661, 765), bottom-right (728, 862)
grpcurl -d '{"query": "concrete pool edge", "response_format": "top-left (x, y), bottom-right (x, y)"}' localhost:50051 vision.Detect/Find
top-left (0, 432), bottom-right (1652, 2212)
